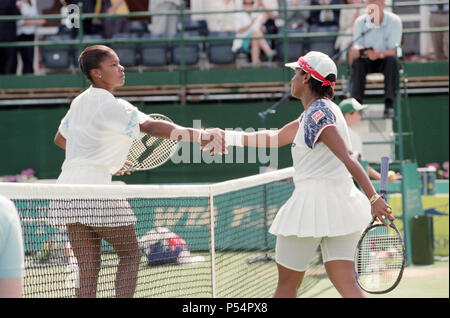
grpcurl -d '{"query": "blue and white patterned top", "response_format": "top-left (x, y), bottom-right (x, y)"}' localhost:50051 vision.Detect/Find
top-left (58, 86), bottom-right (149, 175)
top-left (291, 98), bottom-right (353, 182)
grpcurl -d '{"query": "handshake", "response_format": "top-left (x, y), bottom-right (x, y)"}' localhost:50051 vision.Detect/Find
top-left (198, 128), bottom-right (244, 155)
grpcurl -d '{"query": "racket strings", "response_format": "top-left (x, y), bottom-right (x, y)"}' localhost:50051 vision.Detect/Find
top-left (127, 137), bottom-right (178, 169)
top-left (126, 114), bottom-right (179, 170)
top-left (356, 226), bottom-right (404, 292)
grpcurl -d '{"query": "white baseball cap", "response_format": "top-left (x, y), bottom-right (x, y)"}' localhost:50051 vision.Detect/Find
top-left (285, 51), bottom-right (338, 87)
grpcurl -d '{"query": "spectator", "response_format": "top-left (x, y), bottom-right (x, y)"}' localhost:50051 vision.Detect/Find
top-left (256, 0), bottom-right (279, 48)
top-left (66, 0), bottom-right (96, 36)
top-left (16, 0), bottom-right (46, 74)
top-left (58, 1), bottom-right (72, 34)
top-left (190, 0), bottom-right (238, 32)
top-left (150, 0), bottom-right (182, 37)
top-left (349, 0), bottom-right (402, 119)
top-left (284, 0), bottom-right (311, 30)
top-left (428, 0), bottom-right (448, 60)
top-left (101, 0), bottom-right (130, 39)
top-left (334, 0), bottom-right (362, 63)
top-left (338, 98), bottom-right (402, 181)
top-left (221, 0), bottom-right (240, 32)
top-left (0, 195), bottom-right (24, 298)
top-left (307, 0), bottom-right (342, 28)
top-left (232, 0), bottom-right (276, 66)
top-left (0, 0), bottom-right (20, 74)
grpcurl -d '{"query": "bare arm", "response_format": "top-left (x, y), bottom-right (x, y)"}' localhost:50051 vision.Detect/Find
top-left (140, 119), bottom-right (202, 142)
top-left (319, 126), bottom-right (394, 225)
top-left (140, 119), bottom-right (225, 153)
top-left (241, 119), bottom-right (299, 148)
top-left (0, 278), bottom-right (22, 298)
top-left (54, 131), bottom-right (66, 150)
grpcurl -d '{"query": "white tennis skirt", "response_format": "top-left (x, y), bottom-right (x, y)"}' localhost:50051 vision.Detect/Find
top-left (269, 177), bottom-right (371, 238)
top-left (47, 166), bottom-right (137, 228)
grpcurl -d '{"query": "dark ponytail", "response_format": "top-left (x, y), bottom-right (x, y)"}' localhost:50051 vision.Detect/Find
top-left (300, 70), bottom-right (336, 100)
top-left (78, 45), bottom-right (113, 82)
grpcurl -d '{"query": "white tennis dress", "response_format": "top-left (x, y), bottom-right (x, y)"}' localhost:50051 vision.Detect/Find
top-left (50, 86), bottom-right (149, 227)
top-left (269, 98), bottom-right (371, 238)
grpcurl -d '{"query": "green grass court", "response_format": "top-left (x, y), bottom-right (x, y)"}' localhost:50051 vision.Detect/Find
top-left (24, 251), bottom-right (449, 298)
top-left (301, 258), bottom-right (449, 298)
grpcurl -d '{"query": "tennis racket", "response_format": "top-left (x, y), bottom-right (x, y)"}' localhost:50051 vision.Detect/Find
top-left (124, 113), bottom-right (179, 172)
top-left (354, 156), bottom-right (406, 294)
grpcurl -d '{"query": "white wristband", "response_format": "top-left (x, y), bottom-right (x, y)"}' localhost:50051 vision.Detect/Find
top-left (225, 130), bottom-right (244, 147)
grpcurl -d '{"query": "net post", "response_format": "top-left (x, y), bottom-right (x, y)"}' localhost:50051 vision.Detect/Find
top-left (209, 189), bottom-right (217, 298)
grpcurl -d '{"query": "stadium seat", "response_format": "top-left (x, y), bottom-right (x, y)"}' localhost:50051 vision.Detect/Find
top-left (275, 28), bottom-right (307, 62)
top-left (140, 33), bottom-right (170, 67)
top-left (110, 33), bottom-right (140, 67)
top-left (180, 18), bottom-right (209, 36)
top-left (171, 31), bottom-right (201, 66)
top-left (308, 25), bottom-right (338, 57)
top-left (206, 31), bottom-right (236, 65)
top-left (128, 20), bottom-right (150, 37)
top-left (41, 35), bottom-right (73, 69)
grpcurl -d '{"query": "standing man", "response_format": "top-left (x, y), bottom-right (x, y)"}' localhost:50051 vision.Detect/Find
top-left (150, 0), bottom-right (182, 37)
top-left (0, 0), bottom-right (20, 74)
top-left (349, 0), bottom-right (402, 119)
top-left (428, 0), bottom-right (448, 60)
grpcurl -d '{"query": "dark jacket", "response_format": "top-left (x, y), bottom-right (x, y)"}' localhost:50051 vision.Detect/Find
top-left (307, 0), bottom-right (343, 28)
top-left (0, 0), bottom-right (20, 41)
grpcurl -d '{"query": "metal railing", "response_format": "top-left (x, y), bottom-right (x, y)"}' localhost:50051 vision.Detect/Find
top-left (0, 0), bottom-right (448, 52)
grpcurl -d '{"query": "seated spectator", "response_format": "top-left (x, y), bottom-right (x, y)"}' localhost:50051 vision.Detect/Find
top-left (232, 0), bottom-right (277, 66)
top-left (16, 0), bottom-right (46, 74)
top-left (150, 0), bottom-right (182, 37)
top-left (285, 0), bottom-right (311, 30)
top-left (100, 0), bottom-right (130, 39)
top-left (339, 98), bottom-right (402, 181)
top-left (66, 0), bottom-right (96, 36)
top-left (349, 0), bottom-right (402, 119)
top-left (0, 0), bottom-right (20, 75)
top-left (190, 0), bottom-right (238, 32)
top-left (255, 0), bottom-right (279, 48)
top-left (307, 0), bottom-right (343, 28)
top-left (334, 0), bottom-right (362, 63)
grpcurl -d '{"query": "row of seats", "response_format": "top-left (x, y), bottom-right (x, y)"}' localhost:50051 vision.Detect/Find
top-left (41, 26), bottom-right (338, 70)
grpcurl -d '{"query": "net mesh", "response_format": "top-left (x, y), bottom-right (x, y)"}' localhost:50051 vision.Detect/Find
top-left (1, 168), bottom-right (325, 298)
top-left (356, 224), bottom-right (404, 293)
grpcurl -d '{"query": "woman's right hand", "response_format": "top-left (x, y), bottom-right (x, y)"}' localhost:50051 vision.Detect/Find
top-left (201, 128), bottom-right (227, 155)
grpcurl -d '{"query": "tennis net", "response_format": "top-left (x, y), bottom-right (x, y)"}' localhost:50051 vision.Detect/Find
top-left (0, 167), bottom-right (325, 298)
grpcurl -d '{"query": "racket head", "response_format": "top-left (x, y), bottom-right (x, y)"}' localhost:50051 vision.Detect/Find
top-left (125, 113), bottom-right (179, 171)
top-left (354, 221), bottom-right (406, 294)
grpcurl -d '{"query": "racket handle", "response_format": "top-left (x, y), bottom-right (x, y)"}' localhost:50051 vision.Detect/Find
top-left (380, 156), bottom-right (389, 199)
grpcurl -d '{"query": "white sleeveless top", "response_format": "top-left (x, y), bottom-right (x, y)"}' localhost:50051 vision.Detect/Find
top-left (269, 99), bottom-right (371, 237)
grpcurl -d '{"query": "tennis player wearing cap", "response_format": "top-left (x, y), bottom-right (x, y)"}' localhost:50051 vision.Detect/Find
top-left (219, 51), bottom-right (394, 297)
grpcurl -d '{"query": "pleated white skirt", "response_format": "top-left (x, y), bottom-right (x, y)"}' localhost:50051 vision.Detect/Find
top-left (269, 177), bottom-right (371, 238)
top-left (47, 166), bottom-right (137, 228)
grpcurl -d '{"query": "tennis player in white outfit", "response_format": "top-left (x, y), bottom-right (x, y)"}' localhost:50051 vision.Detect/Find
top-left (215, 51), bottom-right (394, 297)
top-left (53, 45), bottom-right (223, 298)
